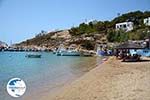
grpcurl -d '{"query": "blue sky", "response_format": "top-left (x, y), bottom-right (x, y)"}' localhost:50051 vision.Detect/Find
top-left (0, 0), bottom-right (150, 44)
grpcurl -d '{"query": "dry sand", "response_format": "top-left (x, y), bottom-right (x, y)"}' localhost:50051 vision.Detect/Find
top-left (41, 57), bottom-right (150, 100)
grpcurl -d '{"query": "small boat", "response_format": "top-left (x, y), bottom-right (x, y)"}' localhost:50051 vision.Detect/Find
top-left (56, 44), bottom-right (66, 56)
top-left (25, 54), bottom-right (41, 58)
top-left (80, 51), bottom-right (93, 57)
top-left (53, 51), bottom-right (56, 54)
top-left (59, 50), bottom-right (80, 56)
top-left (56, 44), bottom-right (80, 56)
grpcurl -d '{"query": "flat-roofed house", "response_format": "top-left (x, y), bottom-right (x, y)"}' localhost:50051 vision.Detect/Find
top-left (144, 17), bottom-right (150, 26)
top-left (116, 22), bottom-right (133, 32)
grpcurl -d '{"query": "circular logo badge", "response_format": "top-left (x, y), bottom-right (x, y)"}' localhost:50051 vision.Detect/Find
top-left (7, 78), bottom-right (26, 97)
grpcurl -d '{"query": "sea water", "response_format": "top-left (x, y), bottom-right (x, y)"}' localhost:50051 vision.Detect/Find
top-left (0, 51), bottom-right (103, 100)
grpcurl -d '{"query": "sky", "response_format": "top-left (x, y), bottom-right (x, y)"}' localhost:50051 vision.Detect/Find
top-left (0, 0), bottom-right (150, 44)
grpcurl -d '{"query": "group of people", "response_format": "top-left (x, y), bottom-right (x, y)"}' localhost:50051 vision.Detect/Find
top-left (115, 49), bottom-right (141, 62)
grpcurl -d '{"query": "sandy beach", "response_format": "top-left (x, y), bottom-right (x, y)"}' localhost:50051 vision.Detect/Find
top-left (40, 56), bottom-right (150, 100)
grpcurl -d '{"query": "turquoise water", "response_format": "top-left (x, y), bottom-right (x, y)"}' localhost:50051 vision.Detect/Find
top-left (0, 52), bottom-right (103, 100)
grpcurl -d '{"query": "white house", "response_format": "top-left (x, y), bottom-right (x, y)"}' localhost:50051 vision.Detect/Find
top-left (144, 17), bottom-right (150, 26)
top-left (116, 22), bottom-right (133, 32)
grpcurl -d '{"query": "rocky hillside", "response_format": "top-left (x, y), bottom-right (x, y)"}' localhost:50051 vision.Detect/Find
top-left (16, 10), bottom-right (150, 50)
top-left (16, 29), bottom-right (106, 50)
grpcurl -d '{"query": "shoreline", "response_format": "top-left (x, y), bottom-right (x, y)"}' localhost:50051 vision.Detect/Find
top-left (22, 56), bottom-right (104, 100)
top-left (42, 56), bottom-right (150, 100)
top-left (35, 57), bottom-right (109, 100)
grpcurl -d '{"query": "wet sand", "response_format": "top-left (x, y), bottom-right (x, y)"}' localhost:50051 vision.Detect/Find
top-left (23, 56), bottom-right (103, 100)
top-left (43, 57), bottom-right (150, 100)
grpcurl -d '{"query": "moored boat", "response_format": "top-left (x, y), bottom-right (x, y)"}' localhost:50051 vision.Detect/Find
top-left (59, 50), bottom-right (80, 56)
top-left (80, 51), bottom-right (93, 57)
top-left (25, 54), bottom-right (41, 58)
top-left (56, 44), bottom-right (80, 56)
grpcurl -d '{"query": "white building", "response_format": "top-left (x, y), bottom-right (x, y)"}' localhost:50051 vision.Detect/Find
top-left (116, 22), bottom-right (133, 32)
top-left (144, 17), bottom-right (150, 26)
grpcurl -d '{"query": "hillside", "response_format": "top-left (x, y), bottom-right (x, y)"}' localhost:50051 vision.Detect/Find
top-left (16, 10), bottom-right (150, 50)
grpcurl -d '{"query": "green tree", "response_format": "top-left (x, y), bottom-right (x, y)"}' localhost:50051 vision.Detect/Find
top-left (81, 40), bottom-right (95, 50)
top-left (107, 30), bottom-right (115, 42)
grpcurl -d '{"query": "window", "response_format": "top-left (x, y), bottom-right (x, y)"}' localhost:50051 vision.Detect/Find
top-left (123, 24), bottom-right (126, 28)
top-left (120, 25), bottom-right (122, 28)
top-left (146, 20), bottom-right (148, 23)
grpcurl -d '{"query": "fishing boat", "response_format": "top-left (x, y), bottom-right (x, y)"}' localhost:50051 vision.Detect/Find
top-left (56, 44), bottom-right (80, 56)
top-left (52, 48), bottom-right (58, 54)
top-left (53, 50), bottom-right (56, 54)
top-left (80, 52), bottom-right (93, 57)
top-left (55, 44), bottom-right (66, 56)
top-left (25, 54), bottom-right (41, 58)
top-left (59, 50), bottom-right (80, 56)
